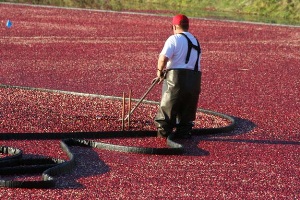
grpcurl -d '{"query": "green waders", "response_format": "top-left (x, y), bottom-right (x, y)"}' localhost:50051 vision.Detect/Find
top-left (155, 69), bottom-right (201, 137)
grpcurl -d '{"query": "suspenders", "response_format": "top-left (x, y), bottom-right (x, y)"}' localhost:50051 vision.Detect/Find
top-left (179, 33), bottom-right (201, 71)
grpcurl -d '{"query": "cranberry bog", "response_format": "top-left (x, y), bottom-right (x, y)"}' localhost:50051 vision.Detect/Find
top-left (0, 3), bottom-right (299, 199)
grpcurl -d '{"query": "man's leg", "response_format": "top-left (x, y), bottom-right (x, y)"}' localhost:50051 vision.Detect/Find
top-left (174, 71), bottom-right (201, 138)
top-left (154, 73), bottom-right (179, 137)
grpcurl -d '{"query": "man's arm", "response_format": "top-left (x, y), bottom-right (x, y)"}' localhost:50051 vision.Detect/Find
top-left (157, 54), bottom-right (169, 81)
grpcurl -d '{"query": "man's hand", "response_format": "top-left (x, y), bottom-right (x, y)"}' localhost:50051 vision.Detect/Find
top-left (152, 70), bottom-right (165, 84)
top-left (157, 69), bottom-right (164, 83)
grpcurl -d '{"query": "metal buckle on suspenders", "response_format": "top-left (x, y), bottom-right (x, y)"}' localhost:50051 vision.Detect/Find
top-left (179, 33), bottom-right (201, 71)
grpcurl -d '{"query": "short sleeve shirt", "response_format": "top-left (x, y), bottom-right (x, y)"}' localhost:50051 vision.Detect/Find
top-left (160, 32), bottom-right (201, 71)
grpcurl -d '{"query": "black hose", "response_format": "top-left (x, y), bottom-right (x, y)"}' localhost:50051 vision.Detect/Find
top-left (0, 85), bottom-right (235, 188)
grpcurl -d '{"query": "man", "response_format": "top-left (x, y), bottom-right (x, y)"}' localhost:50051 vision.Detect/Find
top-left (155, 14), bottom-right (202, 139)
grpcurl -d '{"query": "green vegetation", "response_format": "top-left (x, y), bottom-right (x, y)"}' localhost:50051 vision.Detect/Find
top-left (2, 0), bottom-right (299, 25)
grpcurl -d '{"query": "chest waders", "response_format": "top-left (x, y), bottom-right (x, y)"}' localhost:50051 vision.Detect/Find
top-left (155, 33), bottom-right (202, 138)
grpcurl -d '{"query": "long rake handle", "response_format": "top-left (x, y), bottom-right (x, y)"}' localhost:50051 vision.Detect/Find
top-left (124, 77), bottom-right (159, 121)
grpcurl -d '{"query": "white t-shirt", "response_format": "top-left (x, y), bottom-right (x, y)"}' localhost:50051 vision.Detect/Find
top-left (160, 32), bottom-right (201, 71)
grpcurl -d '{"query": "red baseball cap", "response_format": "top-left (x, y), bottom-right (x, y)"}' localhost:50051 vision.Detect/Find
top-left (172, 14), bottom-right (189, 25)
